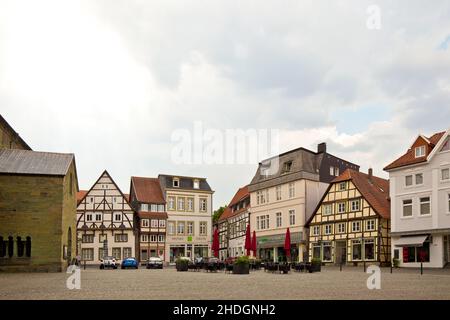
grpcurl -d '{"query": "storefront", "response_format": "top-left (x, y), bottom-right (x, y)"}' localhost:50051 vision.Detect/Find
top-left (256, 232), bottom-right (303, 262)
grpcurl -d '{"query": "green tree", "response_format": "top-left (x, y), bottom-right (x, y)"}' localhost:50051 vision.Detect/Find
top-left (213, 205), bottom-right (227, 223)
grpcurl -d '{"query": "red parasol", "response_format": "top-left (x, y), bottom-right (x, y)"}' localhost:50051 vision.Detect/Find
top-left (284, 227), bottom-right (291, 258)
top-left (251, 230), bottom-right (257, 257)
top-left (212, 227), bottom-right (220, 258)
top-left (244, 224), bottom-right (252, 256)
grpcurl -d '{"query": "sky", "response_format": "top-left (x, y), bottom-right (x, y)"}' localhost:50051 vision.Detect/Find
top-left (1, 0), bottom-right (450, 208)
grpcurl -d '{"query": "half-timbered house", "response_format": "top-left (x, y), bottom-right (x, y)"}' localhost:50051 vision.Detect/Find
top-left (306, 169), bottom-right (391, 265)
top-left (129, 176), bottom-right (167, 264)
top-left (76, 170), bottom-right (136, 265)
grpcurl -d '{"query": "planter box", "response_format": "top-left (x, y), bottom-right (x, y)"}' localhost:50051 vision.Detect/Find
top-left (308, 263), bottom-right (321, 273)
top-left (233, 264), bottom-right (250, 275)
top-left (176, 263), bottom-right (189, 272)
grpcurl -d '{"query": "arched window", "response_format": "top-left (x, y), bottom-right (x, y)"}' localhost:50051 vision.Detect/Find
top-left (7, 236), bottom-right (14, 258)
top-left (17, 236), bottom-right (24, 257)
top-left (26, 237), bottom-right (32, 258)
top-left (0, 236), bottom-right (5, 258)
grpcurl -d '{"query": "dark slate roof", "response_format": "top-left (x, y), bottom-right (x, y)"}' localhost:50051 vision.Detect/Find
top-left (0, 149), bottom-right (74, 176)
top-left (158, 174), bottom-right (213, 192)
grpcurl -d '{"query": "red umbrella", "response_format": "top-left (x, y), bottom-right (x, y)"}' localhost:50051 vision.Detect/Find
top-left (212, 228), bottom-right (220, 258)
top-left (251, 230), bottom-right (257, 257)
top-left (284, 228), bottom-right (291, 258)
top-left (244, 224), bottom-right (252, 256)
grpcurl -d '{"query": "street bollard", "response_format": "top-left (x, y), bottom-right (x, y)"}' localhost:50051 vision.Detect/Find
top-left (420, 262), bottom-right (423, 275)
top-left (340, 262), bottom-right (342, 272)
top-left (84, 260), bottom-right (86, 270)
top-left (390, 263), bottom-right (392, 274)
top-left (363, 261), bottom-right (366, 272)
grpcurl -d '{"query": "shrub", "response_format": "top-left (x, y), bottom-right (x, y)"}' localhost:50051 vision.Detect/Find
top-left (234, 256), bottom-right (250, 266)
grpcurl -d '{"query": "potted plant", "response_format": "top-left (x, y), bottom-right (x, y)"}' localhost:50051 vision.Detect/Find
top-left (309, 258), bottom-right (322, 273)
top-left (175, 257), bottom-right (189, 272)
top-left (233, 256), bottom-right (250, 275)
top-left (393, 258), bottom-right (400, 268)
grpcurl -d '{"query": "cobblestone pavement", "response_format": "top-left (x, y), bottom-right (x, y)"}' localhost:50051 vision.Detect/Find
top-left (0, 266), bottom-right (449, 300)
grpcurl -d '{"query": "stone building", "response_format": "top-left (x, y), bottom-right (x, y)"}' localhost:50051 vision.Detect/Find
top-left (0, 115), bottom-right (31, 150)
top-left (0, 149), bottom-right (79, 272)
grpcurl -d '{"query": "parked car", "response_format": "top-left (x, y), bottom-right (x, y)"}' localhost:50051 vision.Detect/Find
top-left (147, 257), bottom-right (163, 269)
top-left (121, 257), bottom-right (139, 269)
top-left (100, 256), bottom-right (118, 269)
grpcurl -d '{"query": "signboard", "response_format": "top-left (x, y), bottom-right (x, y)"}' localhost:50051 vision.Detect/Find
top-left (257, 232), bottom-right (303, 248)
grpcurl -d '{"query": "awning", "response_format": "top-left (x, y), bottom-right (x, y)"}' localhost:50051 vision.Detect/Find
top-left (395, 235), bottom-right (428, 247)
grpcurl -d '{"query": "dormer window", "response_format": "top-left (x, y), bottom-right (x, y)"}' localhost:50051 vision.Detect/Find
top-left (282, 161), bottom-right (292, 174)
top-left (173, 178), bottom-right (180, 188)
top-left (415, 145), bottom-right (426, 158)
top-left (193, 179), bottom-right (200, 189)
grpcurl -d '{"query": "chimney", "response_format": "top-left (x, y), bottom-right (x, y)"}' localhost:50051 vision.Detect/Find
top-left (368, 168), bottom-right (373, 180)
top-left (317, 142), bottom-right (327, 154)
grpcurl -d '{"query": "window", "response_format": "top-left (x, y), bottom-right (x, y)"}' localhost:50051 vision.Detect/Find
top-left (115, 234), bottom-right (128, 242)
top-left (168, 197), bottom-right (175, 210)
top-left (352, 221), bottom-right (361, 232)
top-left (282, 161), bottom-right (292, 173)
top-left (141, 235), bottom-right (149, 242)
top-left (403, 199), bottom-right (413, 217)
top-left (141, 203), bottom-right (149, 211)
top-left (16, 237), bottom-right (24, 257)
top-left (324, 225), bottom-right (332, 235)
top-left (141, 219), bottom-right (149, 227)
top-left (405, 175), bottom-right (413, 187)
top-left (261, 167), bottom-right (270, 178)
top-left (200, 199), bottom-right (207, 212)
top-left (99, 234), bottom-right (107, 243)
top-left (200, 222), bottom-right (207, 235)
top-left (168, 222), bottom-right (175, 235)
top-left (323, 242), bottom-right (332, 261)
top-left (151, 204), bottom-right (158, 212)
top-left (114, 213), bottom-right (122, 221)
top-left (335, 167), bottom-right (340, 176)
top-left (265, 189), bottom-right (269, 203)
top-left (98, 248), bottom-right (106, 260)
top-left (337, 223), bottom-right (346, 234)
top-left (148, 219), bottom-right (157, 228)
top-left (256, 191), bottom-right (261, 205)
top-left (339, 182), bottom-right (346, 191)
top-left (158, 204), bottom-right (165, 212)
top-left (177, 198), bottom-right (185, 211)
top-left (352, 240), bottom-right (362, 260)
top-left (323, 204), bottom-right (333, 216)
top-left (158, 235), bottom-right (165, 242)
top-left (112, 248), bottom-right (121, 260)
top-left (337, 202), bottom-right (346, 213)
top-left (187, 222), bottom-right (194, 235)
top-left (415, 173), bottom-right (423, 185)
top-left (150, 235), bottom-right (157, 242)
top-left (442, 168), bottom-right (450, 181)
top-left (420, 197), bottom-right (431, 215)
top-left (256, 216), bottom-right (261, 230)
top-left (289, 183), bottom-right (295, 198)
top-left (364, 239), bottom-right (375, 260)
top-left (276, 212), bottom-right (282, 228)
top-left (187, 198), bottom-right (194, 211)
top-left (415, 145), bottom-right (426, 158)
top-left (312, 243), bottom-right (321, 259)
top-left (289, 210), bottom-right (296, 225)
top-left (173, 178), bottom-right (180, 187)
top-left (177, 222), bottom-right (185, 235)
top-left (86, 214), bottom-right (93, 222)
top-left (350, 200), bottom-right (360, 212)
top-left (95, 214), bottom-right (102, 222)
top-left (312, 226), bottom-right (320, 236)
top-left (159, 220), bottom-right (166, 228)
top-left (82, 248), bottom-right (94, 261)
top-left (0, 236), bottom-right (6, 258)
top-left (276, 186), bottom-right (282, 201)
top-left (330, 167), bottom-right (334, 176)
top-left (193, 179), bottom-right (200, 189)
top-left (82, 235), bottom-right (94, 243)
top-left (366, 220), bottom-right (376, 231)
top-left (259, 215), bottom-right (270, 230)
top-left (123, 248), bottom-right (132, 259)
top-left (403, 242), bottom-right (430, 263)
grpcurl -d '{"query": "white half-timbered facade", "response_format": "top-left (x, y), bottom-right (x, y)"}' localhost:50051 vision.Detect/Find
top-left (76, 170), bottom-right (136, 265)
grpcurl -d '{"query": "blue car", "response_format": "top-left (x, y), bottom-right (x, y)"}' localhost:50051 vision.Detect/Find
top-left (121, 257), bottom-right (139, 269)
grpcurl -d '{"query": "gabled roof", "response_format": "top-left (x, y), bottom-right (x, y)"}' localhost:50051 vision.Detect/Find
top-left (77, 190), bottom-right (88, 205)
top-left (384, 131), bottom-right (446, 171)
top-left (131, 176), bottom-right (165, 204)
top-left (0, 114), bottom-right (32, 150)
top-left (219, 185), bottom-right (250, 222)
top-left (306, 169), bottom-right (390, 226)
top-left (0, 149), bottom-right (75, 176)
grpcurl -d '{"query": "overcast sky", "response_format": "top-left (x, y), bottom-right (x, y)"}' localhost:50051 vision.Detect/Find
top-left (1, 0), bottom-right (449, 207)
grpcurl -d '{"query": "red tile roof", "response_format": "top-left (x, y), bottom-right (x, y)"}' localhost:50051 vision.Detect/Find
top-left (77, 190), bottom-right (88, 205)
top-left (384, 131), bottom-right (446, 171)
top-left (333, 169), bottom-right (390, 219)
top-left (138, 211), bottom-right (168, 219)
top-left (131, 177), bottom-right (165, 204)
top-left (219, 186), bottom-right (250, 222)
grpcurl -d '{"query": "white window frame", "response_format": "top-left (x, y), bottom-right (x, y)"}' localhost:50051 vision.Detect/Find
top-left (177, 197), bottom-right (185, 211)
top-left (200, 222), bottom-right (207, 235)
top-left (405, 175), bottom-right (413, 187)
top-left (339, 182), bottom-right (346, 191)
top-left (141, 219), bottom-right (149, 227)
top-left (159, 220), bottom-right (166, 228)
top-left (366, 220), bottom-right (376, 231)
top-left (337, 223), bottom-right (345, 234)
top-left (187, 221), bottom-right (194, 235)
top-left (350, 200), bottom-right (360, 212)
top-left (173, 178), bottom-right (180, 188)
top-left (200, 199), bottom-right (207, 212)
top-left (193, 179), bottom-right (200, 189)
top-left (289, 209), bottom-right (296, 226)
top-left (276, 186), bottom-right (282, 201)
top-left (441, 168), bottom-right (450, 182)
top-left (323, 204), bottom-right (333, 216)
top-left (312, 226), bottom-right (320, 236)
top-left (337, 202), bottom-right (346, 214)
top-left (415, 173), bottom-right (424, 185)
top-left (415, 146), bottom-right (426, 158)
top-left (352, 221), bottom-right (361, 232)
top-left (402, 199), bottom-right (413, 217)
top-left (289, 183), bottom-right (295, 198)
top-left (324, 224), bottom-right (332, 235)
top-left (168, 222), bottom-right (175, 235)
top-left (168, 197), bottom-right (175, 210)
top-left (419, 196), bottom-right (431, 216)
top-left (141, 234), bottom-right (149, 242)
top-left (276, 212), bottom-right (282, 228)
top-left (141, 203), bottom-right (149, 211)
top-left (151, 219), bottom-right (159, 228)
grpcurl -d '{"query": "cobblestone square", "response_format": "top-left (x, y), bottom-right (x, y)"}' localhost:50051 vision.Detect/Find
top-left (0, 266), bottom-right (449, 300)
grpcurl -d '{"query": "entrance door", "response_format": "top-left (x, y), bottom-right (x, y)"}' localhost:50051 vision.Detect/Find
top-left (444, 236), bottom-right (449, 264)
top-left (335, 241), bottom-right (347, 264)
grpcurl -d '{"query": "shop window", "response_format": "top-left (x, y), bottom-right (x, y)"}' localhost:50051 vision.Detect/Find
top-left (16, 237), bottom-right (25, 257)
top-left (323, 242), bottom-right (332, 262)
top-left (364, 239), bottom-right (375, 260)
top-left (7, 236), bottom-right (13, 258)
top-left (402, 242), bottom-right (430, 263)
top-left (352, 240), bottom-right (362, 260)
